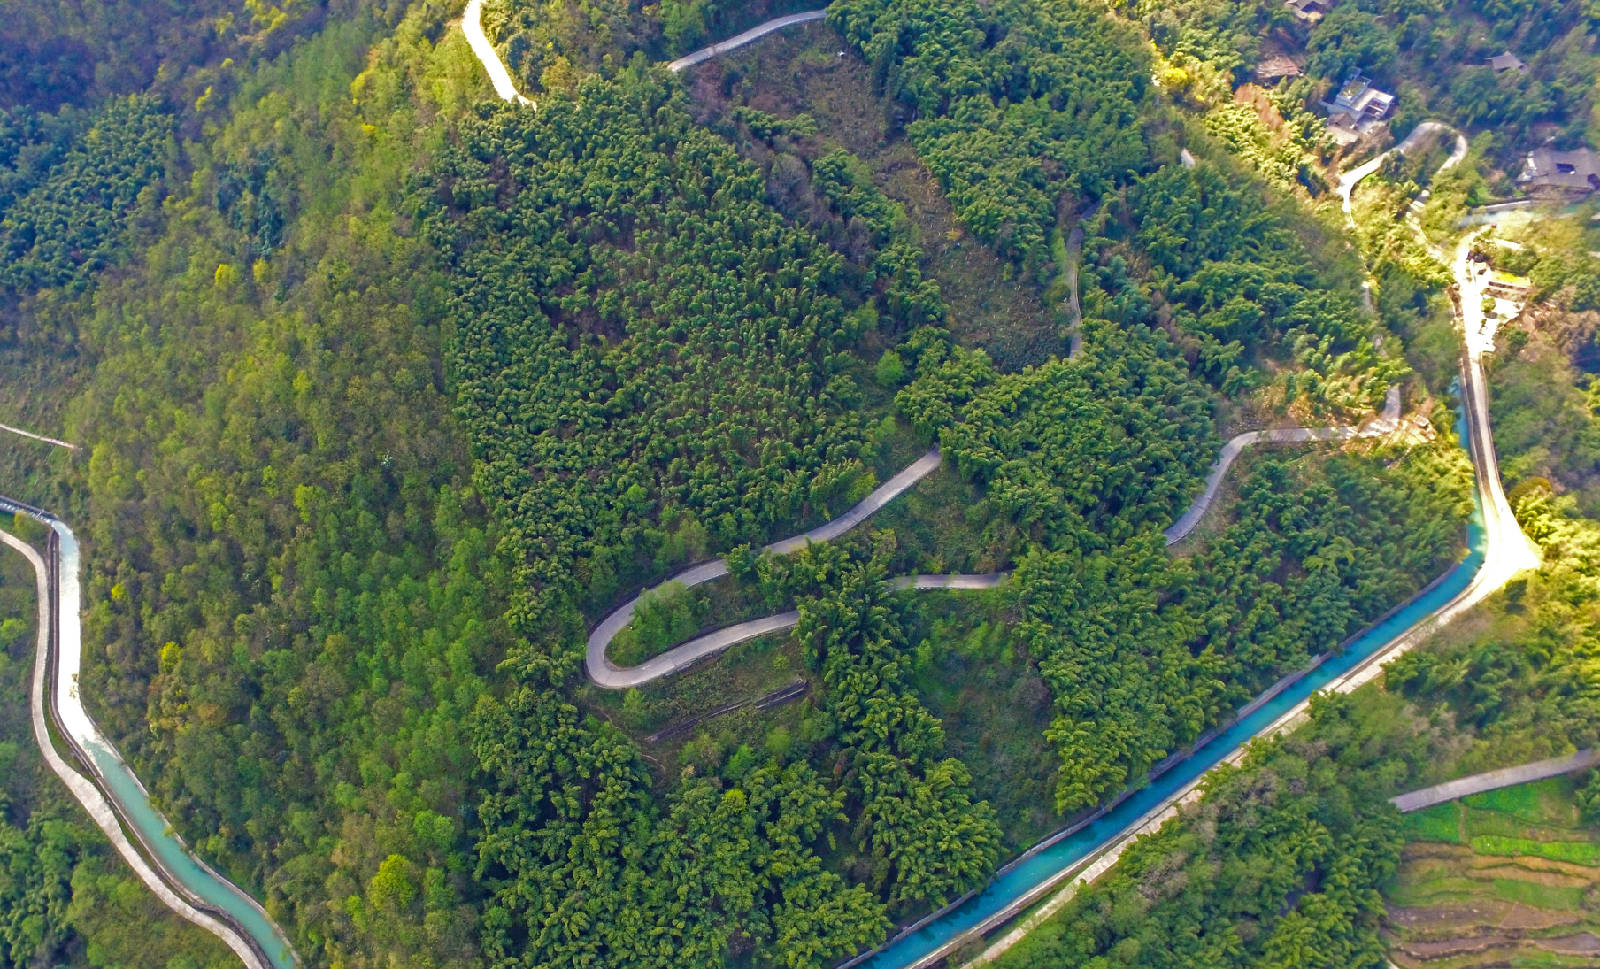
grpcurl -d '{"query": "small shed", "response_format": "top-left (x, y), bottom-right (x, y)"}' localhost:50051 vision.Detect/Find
top-left (1487, 51), bottom-right (1527, 73)
top-left (1285, 0), bottom-right (1331, 22)
top-left (1256, 55), bottom-right (1303, 83)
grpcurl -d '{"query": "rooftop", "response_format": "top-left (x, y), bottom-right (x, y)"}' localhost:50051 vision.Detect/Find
top-left (1487, 50), bottom-right (1526, 72)
top-left (1518, 147), bottom-right (1600, 192)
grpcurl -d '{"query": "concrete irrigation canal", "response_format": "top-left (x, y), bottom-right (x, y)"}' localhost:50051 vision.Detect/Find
top-left (0, 498), bottom-right (297, 969)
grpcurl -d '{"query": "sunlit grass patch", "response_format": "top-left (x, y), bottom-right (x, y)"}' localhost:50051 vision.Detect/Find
top-left (1469, 835), bottom-right (1600, 867)
top-left (1402, 801), bottom-right (1464, 844)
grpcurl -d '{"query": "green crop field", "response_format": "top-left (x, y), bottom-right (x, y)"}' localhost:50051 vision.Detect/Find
top-left (1386, 775), bottom-right (1600, 969)
top-left (1401, 802), bottom-right (1464, 844)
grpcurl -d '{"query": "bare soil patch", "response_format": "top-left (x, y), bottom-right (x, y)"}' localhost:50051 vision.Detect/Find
top-left (685, 22), bottom-right (1062, 370)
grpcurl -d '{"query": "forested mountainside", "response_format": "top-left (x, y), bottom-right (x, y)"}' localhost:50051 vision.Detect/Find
top-left (995, 286), bottom-right (1600, 969)
top-left (0, 0), bottom-right (334, 111)
top-left (0, 0), bottom-right (1543, 966)
top-left (969, 1), bottom-right (1600, 964)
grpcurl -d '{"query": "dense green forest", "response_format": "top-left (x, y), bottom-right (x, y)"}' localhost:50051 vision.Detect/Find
top-left (0, 96), bottom-right (172, 314)
top-left (829, 0), bottom-right (1154, 277)
top-left (19, 5), bottom-right (503, 967)
top-left (423, 74), bottom-right (878, 621)
top-left (990, 456), bottom-right (1600, 969)
top-left (0, 0), bottom-right (331, 111)
top-left (0, 0), bottom-right (1523, 965)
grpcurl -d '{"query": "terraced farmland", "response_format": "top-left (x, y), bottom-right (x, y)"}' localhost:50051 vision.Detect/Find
top-left (1387, 776), bottom-right (1600, 968)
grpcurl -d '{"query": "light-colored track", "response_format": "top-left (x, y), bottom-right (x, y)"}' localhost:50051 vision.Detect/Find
top-left (1392, 750), bottom-right (1600, 813)
top-left (590, 384), bottom-right (1406, 689)
top-left (586, 450), bottom-right (942, 689)
top-left (1338, 120), bottom-right (1467, 215)
top-left (0, 421), bottom-right (77, 450)
top-left (460, 4), bottom-right (827, 107)
top-left (666, 11), bottom-right (828, 73)
top-left (462, 0), bottom-right (533, 106)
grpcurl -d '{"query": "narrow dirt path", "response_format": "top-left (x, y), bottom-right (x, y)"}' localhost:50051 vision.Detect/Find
top-left (0, 421), bottom-right (77, 450)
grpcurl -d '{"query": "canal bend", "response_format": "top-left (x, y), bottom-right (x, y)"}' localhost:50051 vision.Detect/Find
top-left (0, 498), bottom-right (297, 969)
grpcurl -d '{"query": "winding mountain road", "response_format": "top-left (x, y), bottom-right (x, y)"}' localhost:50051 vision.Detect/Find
top-left (1338, 120), bottom-right (1468, 215)
top-left (1164, 386), bottom-right (1402, 544)
top-left (454, 9), bottom-right (1424, 690)
top-left (456, 21), bottom-right (1545, 966)
top-left (587, 449), bottom-right (941, 688)
top-left (588, 387), bottom-right (1408, 689)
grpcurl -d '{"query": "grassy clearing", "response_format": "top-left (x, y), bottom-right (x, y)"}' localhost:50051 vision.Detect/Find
top-left (1470, 836), bottom-right (1600, 867)
top-left (903, 594), bottom-right (1059, 851)
top-left (1464, 777), bottom-right (1571, 823)
top-left (867, 464), bottom-right (1019, 575)
top-left (1403, 802), bottom-right (1464, 844)
top-left (577, 628), bottom-right (810, 778)
top-left (1487, 877), bottom-right (1589, 911)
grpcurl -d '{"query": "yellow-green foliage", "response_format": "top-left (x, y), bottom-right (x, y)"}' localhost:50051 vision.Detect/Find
top-left (1469, 834), bottom-right (1600, 866)
top-left (1401, 802), bottom-right (1463, 844)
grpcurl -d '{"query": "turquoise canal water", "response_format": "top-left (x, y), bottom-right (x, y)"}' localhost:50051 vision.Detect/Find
top-left (863, 466), bottom-right (1489, 968)
top-left (49, 525), bottom-right (296, 969)
top-left (86, 739), bottom-right (296, 968)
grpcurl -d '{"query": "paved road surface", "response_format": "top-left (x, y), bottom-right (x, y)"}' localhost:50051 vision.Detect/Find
top-left (591, 386), bottom-right (1407, 689)
top-left (1163, 387), bottom-right (1402, 545)
top-left (667, 11), bottom-right (828, 72)
top-left (890, 573), bottom-right (1007, 591)
top-left (463, 2), bottom-right (827, 102)
top-left (462, 0), bottom-right (532, 106)
top-left (0, 422), bottom-right (77, 450)
top-left (1393, 750), bottom-right (1600, 813)
top-left (586, 450), bottom-right (943, 689)
top-left (1063, 217), bottom-right (1088, 360)
top-left (1338, 121), bottom-right (1467, 215)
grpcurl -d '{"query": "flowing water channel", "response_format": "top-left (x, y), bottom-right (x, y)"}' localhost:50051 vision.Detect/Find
top-left (861, 430), bottom-right (1488, 969)
top-left (53, 527), bottom-right (298, 969)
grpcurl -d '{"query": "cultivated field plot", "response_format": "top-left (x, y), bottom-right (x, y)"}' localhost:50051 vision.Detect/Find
top-left (1386, 776), bottom-right (1600, 968)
